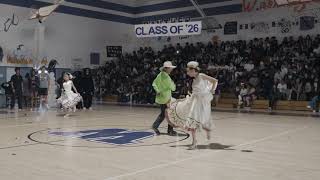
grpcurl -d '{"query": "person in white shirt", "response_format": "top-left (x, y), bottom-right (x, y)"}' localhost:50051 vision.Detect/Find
top-left (238, 83), bottom-right (248, 106)
top-left (274, 71), bottom-right (282, 83)
top-left (277, 80), bottom-right (287, 100)
top-left (280, 65), bottom-right (288, 79)
top-left (244, 61), bottom-right (254, 72)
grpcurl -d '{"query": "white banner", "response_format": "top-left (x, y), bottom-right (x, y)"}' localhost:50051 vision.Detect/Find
top-left (134, 21), bottom-right (202, 38)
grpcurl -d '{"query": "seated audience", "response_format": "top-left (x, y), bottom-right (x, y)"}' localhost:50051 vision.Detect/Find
top-left (245, 84), bottom-right (257, 107)
top-left (91, 35), bottom-right (320, 105)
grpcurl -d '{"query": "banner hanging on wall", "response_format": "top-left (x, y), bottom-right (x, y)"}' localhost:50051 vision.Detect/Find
top-left (106, 46), bottom-right (122, 57)
top-left (134, 21), bottom-right (202, 38)
top-left (224, 21), bottom-right (238, 35)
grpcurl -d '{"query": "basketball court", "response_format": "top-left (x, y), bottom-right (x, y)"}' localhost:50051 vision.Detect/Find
top-left (0, 105), bottom-right (319, 180)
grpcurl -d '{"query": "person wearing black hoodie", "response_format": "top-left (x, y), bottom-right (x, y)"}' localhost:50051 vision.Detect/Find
top-left (80, 68), bottom-right (94, 110)
top-left (56, 72), bottom-right (65, 99)
top-left (10, 67), bottom-right (23, 110)
top-left (72, 71), bottom-right (83, 109)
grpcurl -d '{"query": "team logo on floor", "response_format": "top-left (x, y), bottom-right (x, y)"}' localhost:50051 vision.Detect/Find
top-left (50, 128), bottom-right (154, 145)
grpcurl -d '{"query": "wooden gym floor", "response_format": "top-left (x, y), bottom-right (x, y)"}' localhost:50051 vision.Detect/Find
top-left (0, 105), bottom-right (319, 180)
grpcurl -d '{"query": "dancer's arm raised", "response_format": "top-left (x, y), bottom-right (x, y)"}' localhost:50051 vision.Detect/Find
top-left (200, 73), bottom-right (218, 92)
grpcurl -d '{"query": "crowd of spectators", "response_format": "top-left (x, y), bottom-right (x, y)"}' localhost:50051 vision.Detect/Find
top-left (93, 35), bottom-right (320, 107)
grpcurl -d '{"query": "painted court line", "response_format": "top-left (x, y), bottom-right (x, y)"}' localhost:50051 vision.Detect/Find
top-left (0, 111), bottom-right (151, 129)
top-left (0, 110), bottom-right (237, 129)
top-left (104, 125), bottom-right (309, 180)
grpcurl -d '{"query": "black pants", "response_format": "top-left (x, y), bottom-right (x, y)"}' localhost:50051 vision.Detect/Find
top-left (11, 92), bottom-right (22, 109)
top-left (268, 94), bottom-right (278, 110)
top-left (83, 93), bottom-right (93, 108)
top-left (76, 102), bottom-right (83, 109)
top-left (152, 104), bottom-right (173, 133)
top-left (306, 92), bottom-right (312, 101)
top-left (316, 97), bottom-right (320, 111)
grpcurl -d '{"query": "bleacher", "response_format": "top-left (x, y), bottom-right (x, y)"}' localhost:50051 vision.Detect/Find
top-left (103, 94), bottom-right (311, 111)
top-left (216, 93), bottom-right (310, 111)
top-left (103, 95), bottom-right (118, 102)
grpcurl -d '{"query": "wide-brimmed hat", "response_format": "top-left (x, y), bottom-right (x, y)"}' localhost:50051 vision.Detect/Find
top-left (187, 61), bottom-right (200, 70)
top-left (160, 61), bottom-right (176, 70)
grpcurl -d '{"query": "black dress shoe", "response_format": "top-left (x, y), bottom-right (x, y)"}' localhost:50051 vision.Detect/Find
top-left (152, 128), bottom-right (161, 136)
top-left (168, 131), bottom-right (178, 136)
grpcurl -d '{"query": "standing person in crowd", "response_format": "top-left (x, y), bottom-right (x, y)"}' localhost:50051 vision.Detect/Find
top-left (57, 72), bottom-right (65, 99)
top-left (30, 69), bottom-right (39, 111)
top-left (10, 67), bottom-right (23, 110)
top-left (263, 73), bottom-right (273, 99)
top-left (38, 66), bottom-right (50, 109)
top-left (22, 73), bottom-right (31, 108)
top-left (152, 61), bottom-right (177, 136)
top-left (269, 84), bottom-right (279, 111)
top-left (72, 71), bottom-right (83, 109)
top-left (80, 68), bottom-right (95, 110)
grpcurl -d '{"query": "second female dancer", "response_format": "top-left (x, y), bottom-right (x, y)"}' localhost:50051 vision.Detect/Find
top-left (166, 61), bottom-right (218, 149)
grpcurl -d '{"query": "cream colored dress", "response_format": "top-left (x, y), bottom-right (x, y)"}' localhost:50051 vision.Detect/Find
top-left (57, 80), bottom-right (82, 109)
top-left (167, 73), bottom-right (213, 131)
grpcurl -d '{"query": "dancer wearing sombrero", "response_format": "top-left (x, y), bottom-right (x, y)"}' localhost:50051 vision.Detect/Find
top-left (152, 61), bottom-right (177, 136)
top-left (166, 61), bottom-right (218, 149)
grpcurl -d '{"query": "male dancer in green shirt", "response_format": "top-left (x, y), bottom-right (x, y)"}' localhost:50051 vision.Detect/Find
top-left (152, 61), bottom-right (177, 136)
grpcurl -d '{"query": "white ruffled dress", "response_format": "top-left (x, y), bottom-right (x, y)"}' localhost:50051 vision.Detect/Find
top-left (167, 73), bottom-right (214, 131)
top-left (57, 81), bottom-right (82, 109)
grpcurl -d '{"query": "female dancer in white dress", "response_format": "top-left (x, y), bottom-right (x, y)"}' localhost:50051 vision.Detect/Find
top-left (57, 73), bottom-right (82, 117)
top-left (167, 61), bottom-right (218, 149)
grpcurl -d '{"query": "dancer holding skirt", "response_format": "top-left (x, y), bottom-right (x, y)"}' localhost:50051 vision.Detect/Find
top-left (166, 61), bottom-right (218, 149)
top-left (57, 73), bottom-right (82, 117)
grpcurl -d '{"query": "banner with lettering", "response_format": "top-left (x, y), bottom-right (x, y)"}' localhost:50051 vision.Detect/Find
top-left (106, 46), bottom-right (122, 57)
top-left (224, 21), bottom-right (238, 35)
top-left (134, 21), bottom-right (202, 38)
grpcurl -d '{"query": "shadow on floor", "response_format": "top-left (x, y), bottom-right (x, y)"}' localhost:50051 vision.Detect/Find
top-left (241, 150), bottom-right (254, 152)
top-left (0, 110), bottom-right (14, 114)
top-left (56, 114), bottom-right (78, 117)
top-left (158, 133), bottom-right (188, 137)
top-left (198, 143), bottom-right (235, 150)
top-left (171, 143), bottom-right (235, 150)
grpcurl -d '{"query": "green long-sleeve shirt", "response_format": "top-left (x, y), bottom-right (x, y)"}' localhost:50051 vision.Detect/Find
top-left (152, 71), bottom-right (176, 104)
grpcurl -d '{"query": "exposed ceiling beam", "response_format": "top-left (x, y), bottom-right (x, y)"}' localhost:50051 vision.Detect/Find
top-left (189, 0), bottom-right (207, 18)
